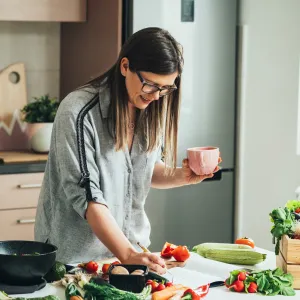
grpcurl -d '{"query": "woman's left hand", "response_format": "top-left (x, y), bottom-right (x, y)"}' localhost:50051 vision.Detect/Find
top-left (182, 156), bottom-right (222, 185)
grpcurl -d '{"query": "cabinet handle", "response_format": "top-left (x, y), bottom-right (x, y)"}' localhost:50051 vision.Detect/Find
top-left (17, 183), bottom-right (42, 189)
top-left (17, 218), bottom-right (35, 224)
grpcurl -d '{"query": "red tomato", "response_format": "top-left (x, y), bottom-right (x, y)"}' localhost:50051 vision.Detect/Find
top-left (156, 283), bottom-right (166, 291)
top-left (101, 263), bottom-right (111, 274)
top-left (160, 242), bottom-right (177, 258)
top-left (148, 281), bottom-right (159, 293)
top-left (295, 208), bottom-right (300, 213)
top-left (171, 245), bottom-right (190, 262)
top-left (112, 261), bottom-right (120, 265)
top-left (165, 282), bottom-right (174, 287)
top-left (85, 261), bottom-right (98, 273)
top-left (235, 237), bottom-right (255, 248)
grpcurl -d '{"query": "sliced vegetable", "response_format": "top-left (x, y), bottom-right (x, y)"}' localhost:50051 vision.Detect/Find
top-left (160, 242), bottom-right (177, 258)
top-left (172, 246), bottom-right (190, 262)
top-left (235, 237), bottom-right (255, 248)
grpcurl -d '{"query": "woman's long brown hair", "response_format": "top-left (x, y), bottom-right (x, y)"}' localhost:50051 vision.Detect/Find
top-left (85, 27), bottom-right (183, 174)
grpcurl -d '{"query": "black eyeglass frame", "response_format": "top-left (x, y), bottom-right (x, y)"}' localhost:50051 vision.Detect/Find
top-left (136, 71), bottom-right (177, 96)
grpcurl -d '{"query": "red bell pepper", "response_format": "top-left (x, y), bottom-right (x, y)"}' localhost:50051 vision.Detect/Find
top-left (181, 284), bottom-right (210, 300)
top-left (160, 242), bottom-right (177, 258)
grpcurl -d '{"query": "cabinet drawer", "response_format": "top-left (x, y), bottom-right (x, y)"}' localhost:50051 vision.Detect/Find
top-left (0, 208), bottom-right (36, 241)
top-left (0, 173), bottom-right (44, 210)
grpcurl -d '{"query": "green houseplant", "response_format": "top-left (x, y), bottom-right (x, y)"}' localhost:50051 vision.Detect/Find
top-left (21, 94), bottom-right (59, 153)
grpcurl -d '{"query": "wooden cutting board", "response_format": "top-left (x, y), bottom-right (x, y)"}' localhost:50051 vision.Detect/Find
top-left (0, 63), bottom-right (28, 150)
top-left (0, 151), bottom-right (48, 164)
top-left (96, 254), bottom-right (187, 270)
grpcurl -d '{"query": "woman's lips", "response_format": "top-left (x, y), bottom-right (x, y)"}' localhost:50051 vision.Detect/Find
top-left (140, 95), bottom-right (152, 104)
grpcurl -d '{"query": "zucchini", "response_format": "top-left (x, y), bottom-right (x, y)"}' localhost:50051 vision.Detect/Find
top-left (15, 297), bottom-right (60, 300)
top-left (203, 248), bottom-right (267, 265)
top-left (192, 243), bottom-right (252, 256)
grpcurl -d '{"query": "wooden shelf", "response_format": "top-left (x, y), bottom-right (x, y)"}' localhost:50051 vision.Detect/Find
top-left (0, 151), bottom-right (48, 164)
top-left (0, 0), bottom-right (87, 22)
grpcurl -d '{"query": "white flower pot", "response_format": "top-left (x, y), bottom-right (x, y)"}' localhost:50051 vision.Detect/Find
top-left (26, 123), bottom-right (53, 153)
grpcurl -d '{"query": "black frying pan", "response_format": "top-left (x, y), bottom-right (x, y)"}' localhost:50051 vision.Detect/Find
top-left (0, 240), bottom-right (57, 285)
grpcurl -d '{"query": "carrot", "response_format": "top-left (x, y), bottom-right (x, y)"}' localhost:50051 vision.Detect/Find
top-left (151, 284), bottom-right (188, 300)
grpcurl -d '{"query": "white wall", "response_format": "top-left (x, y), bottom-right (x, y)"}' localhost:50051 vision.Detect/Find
top-left (236, 0), bottom-right (300, 250)
top-left (0, 22), bottom-right (60, 102)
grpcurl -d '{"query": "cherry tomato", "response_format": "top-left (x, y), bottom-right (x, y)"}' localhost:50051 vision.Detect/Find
top-left (171, 245), bottom-right (190, 262)
top-left (165, 282), bottom-right (174, 287)
top-left (112, 260), bottom-right (120, 265)
top-left (295, 208), bottom-right (300, 213)
top-left (148, 280), bottom-right (159, 293)
top-left (156, 283), bottom-right (166, 291)
top-left (160, 242), bottom-right (177, 258)
top-left (85, 261), bottom-right (98, 273)
top-left (101, 263), bottom-right (111, 274)
top-left (235, 237), bottom-right (255, 248)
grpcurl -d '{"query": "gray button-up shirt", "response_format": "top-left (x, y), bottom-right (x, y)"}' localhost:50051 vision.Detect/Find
top-left (34, 86), bottom-right (161, 263)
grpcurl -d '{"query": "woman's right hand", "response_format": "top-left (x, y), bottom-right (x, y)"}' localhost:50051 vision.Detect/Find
top-left (122, 250), bottom-right (166, 275)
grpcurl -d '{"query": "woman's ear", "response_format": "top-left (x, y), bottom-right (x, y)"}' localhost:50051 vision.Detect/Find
top-left (120, 57), bottom-right (129, 77)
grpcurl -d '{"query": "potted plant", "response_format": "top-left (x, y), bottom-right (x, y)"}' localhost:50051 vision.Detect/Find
top-left (21, 94), bottom-right (59, 153)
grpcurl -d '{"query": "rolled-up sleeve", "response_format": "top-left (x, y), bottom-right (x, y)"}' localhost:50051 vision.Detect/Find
top-left (53, 98), bottom-right (107, 219)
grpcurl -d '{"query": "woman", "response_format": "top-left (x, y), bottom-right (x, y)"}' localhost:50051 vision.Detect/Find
top-left (35, 27), bottom-right (220, 274)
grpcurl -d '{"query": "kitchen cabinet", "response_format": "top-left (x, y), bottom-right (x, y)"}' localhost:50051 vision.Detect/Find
top-left (0, 0), bottom-right (87, 22)
top-left (60, 0), bottom-right (122, 98)
top-left (0, 173), bottom-right (43, 240)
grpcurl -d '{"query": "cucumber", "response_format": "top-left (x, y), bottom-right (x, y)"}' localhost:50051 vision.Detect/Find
top-left (192, 243), bottom-right (252, 256)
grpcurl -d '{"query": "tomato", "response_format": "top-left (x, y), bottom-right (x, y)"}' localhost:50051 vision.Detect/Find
top-left (295, 208), bottom-right (300, 213)
top-left (160, 242), bottom-right (177, 258)
top-left (165, 282), bottom-right (174, 287)
top-left (85, 261), bottom-right (98, 273)
top-left (112, 260), bottom-right (120, 265)
top-left (171, 245), bottom-right (190, 262)
top-left (101, 263), bottom-right (111, 274)
top-left (235, 237), bottom-right (255, 248)
top-left (147, 280), bottom-right (159, 293)
top-left (156, 283), bottom-right (166, 291)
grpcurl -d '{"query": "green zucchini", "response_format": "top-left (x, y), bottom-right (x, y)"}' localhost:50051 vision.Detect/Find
top-left (192, 243), bottom-right (252, 256)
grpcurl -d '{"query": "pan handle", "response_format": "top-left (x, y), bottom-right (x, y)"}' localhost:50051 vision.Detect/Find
top-left (17, 218), bottom-right (35, 224)
top-left (17, 183), bottom-right (42, 189)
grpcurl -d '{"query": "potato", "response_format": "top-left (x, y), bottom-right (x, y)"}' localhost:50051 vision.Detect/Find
top-left (111, 266), bottom-right (129, 275)
top-left (131, 269), bottom-right (144, 275)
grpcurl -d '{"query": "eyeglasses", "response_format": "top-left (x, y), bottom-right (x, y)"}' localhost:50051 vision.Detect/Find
top-left (136, 71), bottom-right (177, 97)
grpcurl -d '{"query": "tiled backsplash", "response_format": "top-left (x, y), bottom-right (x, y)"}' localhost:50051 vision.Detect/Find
top-left (0, 21), bottom-right (60, 102)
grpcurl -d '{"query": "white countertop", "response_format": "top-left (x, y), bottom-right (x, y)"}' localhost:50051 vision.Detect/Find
top-left (12, 247), bottom-right (300, 299)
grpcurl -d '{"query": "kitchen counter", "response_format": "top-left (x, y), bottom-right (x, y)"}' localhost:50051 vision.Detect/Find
top-left (12, 247), bottom-right (300, 299)
top-left (0, 151), bottom-right (47, 174)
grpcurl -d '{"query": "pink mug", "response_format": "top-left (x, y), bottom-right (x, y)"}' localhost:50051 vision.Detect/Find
top-left (187, 146), bottom-right (220, 175)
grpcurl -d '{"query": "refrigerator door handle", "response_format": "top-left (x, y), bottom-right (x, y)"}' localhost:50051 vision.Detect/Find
top-left (204, 167), bottom-right (234, 182)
